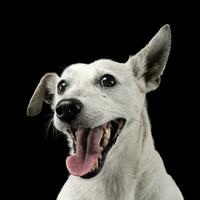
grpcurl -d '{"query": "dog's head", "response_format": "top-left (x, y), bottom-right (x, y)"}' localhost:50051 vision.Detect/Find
top-left (27, 25), bottom-right (171, 178)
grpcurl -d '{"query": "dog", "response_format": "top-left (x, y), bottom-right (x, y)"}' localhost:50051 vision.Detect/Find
top-left (27, 25), bottom-right (184, 200)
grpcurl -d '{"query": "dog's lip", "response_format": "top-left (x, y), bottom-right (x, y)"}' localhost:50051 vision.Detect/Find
top-left (66, 118), bottom-right (126, 178)
top-left (67, 127), bottom-right (78, 141)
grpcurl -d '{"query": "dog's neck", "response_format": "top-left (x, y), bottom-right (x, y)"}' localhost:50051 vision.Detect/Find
top-left (134, 107), bottom-right (166, 200)
top-left (101, 104), bottom-right (166, 200)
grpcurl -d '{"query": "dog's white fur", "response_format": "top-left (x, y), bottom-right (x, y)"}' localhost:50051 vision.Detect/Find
top-left (27, 25), bottom-right (184, 200)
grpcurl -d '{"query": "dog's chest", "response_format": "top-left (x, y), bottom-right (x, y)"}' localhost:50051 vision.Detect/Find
top-left (57, 172), bottom-right (136, 200)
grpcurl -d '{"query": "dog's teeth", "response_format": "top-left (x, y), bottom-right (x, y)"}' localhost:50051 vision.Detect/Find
top-left (102, 139), bottom-right (109, 148)
top-left (95, 160), bottom-right (98, 169)
top-left (101, 127), bottom-right (111, 148)
top-left (92, 165), bottom-right (95, 171)
top-left (106, 127), bottom-right (111, 135)
top-left (92, 160), bottom-right (98, 171)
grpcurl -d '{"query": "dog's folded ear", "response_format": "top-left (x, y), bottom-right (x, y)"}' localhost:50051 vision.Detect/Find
top-left (27, 73), bottom-right (59, 117)
top-left (127, 24), bottom-right (171, 92)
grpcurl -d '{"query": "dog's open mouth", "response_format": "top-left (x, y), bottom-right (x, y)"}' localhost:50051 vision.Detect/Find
top-left (66, 118), bottom-right (126, 179)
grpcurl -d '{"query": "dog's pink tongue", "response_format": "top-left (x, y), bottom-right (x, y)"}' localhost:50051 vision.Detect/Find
top-left (66, 127), bottom-right (103, 176)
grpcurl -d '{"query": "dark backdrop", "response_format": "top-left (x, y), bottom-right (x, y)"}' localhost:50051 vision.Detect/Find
top-left (3, 4), bottom-right (198, 200)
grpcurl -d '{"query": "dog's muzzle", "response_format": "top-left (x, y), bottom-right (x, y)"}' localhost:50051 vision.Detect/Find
top-left (55, 99), bottom-right (126, 179)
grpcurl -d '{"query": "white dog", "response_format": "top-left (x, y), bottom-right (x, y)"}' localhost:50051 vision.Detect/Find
top-left (27, 25), bottom-right (184, 200)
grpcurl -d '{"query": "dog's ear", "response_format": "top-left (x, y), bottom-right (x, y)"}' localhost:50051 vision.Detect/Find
top-left (27, 73), bottom-right (59, 117)
top-left (127, 24), bottom-right (171, 92)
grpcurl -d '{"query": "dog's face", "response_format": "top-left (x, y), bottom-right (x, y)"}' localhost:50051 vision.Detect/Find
top-left (27, 25), bottom-right (171, 179)
top-left (54, 60), bottom-right (144, 132)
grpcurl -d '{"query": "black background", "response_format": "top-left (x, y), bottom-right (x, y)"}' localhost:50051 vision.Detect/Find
top-left (3, 3), bottom-right (199, 200)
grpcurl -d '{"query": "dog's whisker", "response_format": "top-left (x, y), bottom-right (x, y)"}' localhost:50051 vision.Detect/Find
top-left (44, 113), bottom-right (54, 119)
top-left (44, 117), bottom-right (54, 139)
top-left (52, 124), bottom-right (60, 138)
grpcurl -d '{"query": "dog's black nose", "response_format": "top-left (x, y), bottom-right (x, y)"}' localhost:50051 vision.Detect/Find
top-left (55, 98), bottom-right (83, 122)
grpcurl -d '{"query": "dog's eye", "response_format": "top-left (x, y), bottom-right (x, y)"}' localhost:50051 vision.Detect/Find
top-left (100, 74), bottom-right (116, 88)
top-left (57, 80), bottom-right (67, 94)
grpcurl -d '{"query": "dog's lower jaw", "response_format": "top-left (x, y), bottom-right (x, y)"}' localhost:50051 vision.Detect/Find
top-left (57, 108), bottom-right (183, 200)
